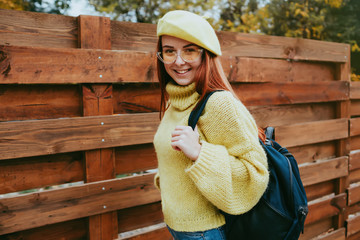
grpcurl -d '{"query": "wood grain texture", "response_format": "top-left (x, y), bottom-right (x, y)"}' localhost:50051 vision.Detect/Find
top-left (235, 81), bottom-right (349, 106)
top-left (0, 9), bottom-right (77, 48)
top-left (351, 82), bottom-right (360, 100)
top-left (0, 173), bottom-right (160, 235)
top-left (300, 157), bottom-right (348, 187)
top-left (350, 118), bottom-right (360, 137)
top-left (0, 152), bottom-right (83, 194)
top-left (0, 84), bottom-right (82, 121)
top-left (0, 45), bottom-right (156, 84)
top-left (0, 113), bottom-right (159, 160)
top-left (111, 20), bottom-right (349, 62)
top-left (276, 119), bottom-right (348, 148)
top-left (347, 214), bottom-right (360, 237)
top-left (349, 150), bottom-right (360, 171)
top-left (1, 218), bottom-right (87, 240)
top-left (0, 45), bottom-right (343, 84)
top-left (305, 193), bottom-right (347, 225)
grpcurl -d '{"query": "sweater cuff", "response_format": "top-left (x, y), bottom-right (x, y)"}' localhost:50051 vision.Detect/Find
top-left (185, 140), bottom-right (228, 182)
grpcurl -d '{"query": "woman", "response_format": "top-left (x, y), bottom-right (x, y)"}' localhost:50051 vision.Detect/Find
top-left (153, 10), bottom-right (269, 240)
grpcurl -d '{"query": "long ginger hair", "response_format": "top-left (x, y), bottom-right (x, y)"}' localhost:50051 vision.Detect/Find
top-left (156, 36), bottom-right (265, 142)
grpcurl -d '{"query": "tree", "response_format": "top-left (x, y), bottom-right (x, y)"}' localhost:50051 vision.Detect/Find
top-left (0, 0), bottom-right (71, 14)
top-left (88, 0), bottom-right (218, 24)
top-left (260, 0), bottom-right (359, 80)
top-left (217, 0), bottom-right (269, 33)
top-left (323, 0), bottom-right (360, 80)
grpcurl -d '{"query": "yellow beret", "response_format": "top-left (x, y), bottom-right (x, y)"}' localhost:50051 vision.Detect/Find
top-left (157, 10), bottom-right (222, 56)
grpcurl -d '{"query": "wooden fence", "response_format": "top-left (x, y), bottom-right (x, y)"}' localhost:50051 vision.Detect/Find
top-left (0, 8), bottom-right (358, 240)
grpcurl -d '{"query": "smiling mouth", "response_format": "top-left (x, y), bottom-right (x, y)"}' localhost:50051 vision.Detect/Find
top-left (174, 69), bottom-right (190, 74)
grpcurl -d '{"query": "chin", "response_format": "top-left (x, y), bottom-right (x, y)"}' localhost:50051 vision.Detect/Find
top-left (173, 79), bottom-right (194, 86)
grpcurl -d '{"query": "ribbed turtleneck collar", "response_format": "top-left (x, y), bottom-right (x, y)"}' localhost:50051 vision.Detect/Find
top-left (166, 81), bottom-right (200, 111)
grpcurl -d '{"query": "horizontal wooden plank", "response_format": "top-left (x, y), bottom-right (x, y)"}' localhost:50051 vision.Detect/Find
top-left (0, 113), bottom-right (159, 160)
top-left (305, 181), bottom-right (336, 202)
top-left (222, 57), bottom-right (336, 83)
top-left (308, 228), bottom-right (345, 240)
top-left (305, 193), bottom-right (347, 225)
top-left (300, 156), bottom-right (348, 187)
top-left (110, 21), bottom-right (157, 52)
top-left (351, 82), bottom-right (360, 100)
top-left (300, 218), bottom-right (333, 240)
top-left (351, 136), bottom-right (360, 151)
top-left (219, 31), bottom-right (349, 62)
top-left (236, 81), bottom-right (349, 106)
top-left (348, 183), bottom-right (360, 206)
top-left (1, 218), bottom-right (87, 240)
top-left (350, 150), bottom-right (360, 171)
top-left (351, 100), bottom-right (360, 117)
top-left (350, 118), bottom-right (360, 137)
top-left (275, 118), bottom-right (348, 148)
top-left (118, 202), bottom-right (163, 233)
top-left (0, 45), bottom-right (157, 84)
top-left (0, 173), bottom-right (160, 235)
top-left (116, 144), bottom-right (157, 175)
top-left (289, 142), bottom-right (337, 166)
top-left (0, 152), bottom-right (83, 194)
top-left (250, 103), bottom-right (336, 130)
top-left (347, 213), bottom-right (360, 237)
top-left (0, 84), bottom-right (82, 122)
top-left (0, 44), bottom-right (342, 84)
top-left (349, 168), bottom-right (360, 185)
top-left (0, 9), bottom-right (77, 49)
top-left (113, 84), bottom-right (160, 114)
top-left (111, 20), bottom-right (349, 62)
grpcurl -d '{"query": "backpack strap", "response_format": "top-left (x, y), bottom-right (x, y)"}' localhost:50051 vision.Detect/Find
top-left (265, 127), bottom-right (275, 146)
top-left (188, 91), bottom-right (218, 130)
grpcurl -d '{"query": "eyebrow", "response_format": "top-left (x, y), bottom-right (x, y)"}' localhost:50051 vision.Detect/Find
top-left (162, 43), bottom-right (198, 48)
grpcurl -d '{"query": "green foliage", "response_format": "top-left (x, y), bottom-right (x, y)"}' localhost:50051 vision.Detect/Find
top-left (0, 0), bottom-right (71, 14)
top-left (217, 0), bottom-right (266, 33)
top-left (88, 0), bottom-right (218, 24)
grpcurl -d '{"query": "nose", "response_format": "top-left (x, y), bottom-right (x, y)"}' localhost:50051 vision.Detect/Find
top-left (174, 51), bottom-right (185, 65)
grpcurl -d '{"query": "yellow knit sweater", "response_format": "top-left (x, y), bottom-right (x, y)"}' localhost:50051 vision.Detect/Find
top-left (153, 81), bottom-right (269, 232)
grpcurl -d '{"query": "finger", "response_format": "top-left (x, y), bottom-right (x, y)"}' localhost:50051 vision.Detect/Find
top-left (194, 125), bottom-right (198, 132)
top-left (174, 125), bottom-right (187, 131)
top-left (171, 130), bottom-right (183, 137)
top-left (171, 136), bottom-right (181, 142)
top-left (170, 141), bottom-right (182, 151)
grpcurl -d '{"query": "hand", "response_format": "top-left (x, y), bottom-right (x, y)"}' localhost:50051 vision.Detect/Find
top-left (171, 126), bottom-right (201, 161)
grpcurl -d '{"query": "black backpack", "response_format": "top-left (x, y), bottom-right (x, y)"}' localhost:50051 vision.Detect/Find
top-left (188, 91), bottom-right (308, 240)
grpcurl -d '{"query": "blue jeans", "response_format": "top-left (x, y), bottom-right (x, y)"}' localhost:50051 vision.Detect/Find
top-left (167, 225), bottom-right (226, 240)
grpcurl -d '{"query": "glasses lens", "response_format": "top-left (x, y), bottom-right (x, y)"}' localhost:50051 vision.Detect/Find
top-left (158, 48), bottom-right (202, 64)
top-left (181, 48), bottom-right (202, 62)
top-left (162, 50), bottom-right (176, 63)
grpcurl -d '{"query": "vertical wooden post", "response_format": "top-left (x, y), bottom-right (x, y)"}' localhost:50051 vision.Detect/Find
top-left (334, 45), bottom-right (351, 229)
top-left (78, 15), bottom-right (118, 240)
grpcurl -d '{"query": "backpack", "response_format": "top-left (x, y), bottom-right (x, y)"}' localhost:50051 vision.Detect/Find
top-left (188, 91), bottom-right (308, 240)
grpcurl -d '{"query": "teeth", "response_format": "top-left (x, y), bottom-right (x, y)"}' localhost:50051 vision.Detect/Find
top-left (176, 70), bottom-right (189, 74)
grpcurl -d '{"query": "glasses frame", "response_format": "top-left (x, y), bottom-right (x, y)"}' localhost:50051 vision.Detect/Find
top-left (157, 48), bottom-right (204, 64)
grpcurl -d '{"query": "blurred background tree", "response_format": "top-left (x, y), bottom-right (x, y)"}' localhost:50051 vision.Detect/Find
top-left (0, 0), bottom-right (70, 14)
top-left (0, 0), bottom-right (358, 80)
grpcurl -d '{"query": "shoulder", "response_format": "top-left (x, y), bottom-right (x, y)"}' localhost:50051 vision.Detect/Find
top-left (200, 90), bottom-right (256, 130)
top-left (205, 91), bottom-right (247, 117)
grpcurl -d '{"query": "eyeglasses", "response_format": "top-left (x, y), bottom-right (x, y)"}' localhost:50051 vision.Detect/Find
top-left (157, 48), bottom-right (203, 64)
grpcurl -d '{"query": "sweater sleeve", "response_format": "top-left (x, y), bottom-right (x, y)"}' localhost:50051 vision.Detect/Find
top-left (185, 91), bottom-right (269, 215)
top-left (154, 172), bottom-right (160, 191)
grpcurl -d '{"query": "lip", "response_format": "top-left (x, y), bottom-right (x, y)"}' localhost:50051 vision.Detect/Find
top-left (173, 68), bottom-right (191, 75)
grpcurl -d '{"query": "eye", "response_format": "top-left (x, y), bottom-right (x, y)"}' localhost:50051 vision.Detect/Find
top-left (164, 49), bottom-right (175, 54)
top-left (184, 48), bottom-right (197, 53)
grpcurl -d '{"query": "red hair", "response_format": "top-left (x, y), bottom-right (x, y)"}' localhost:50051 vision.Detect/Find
top-left (156, 37), bottom-right (265, 142)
